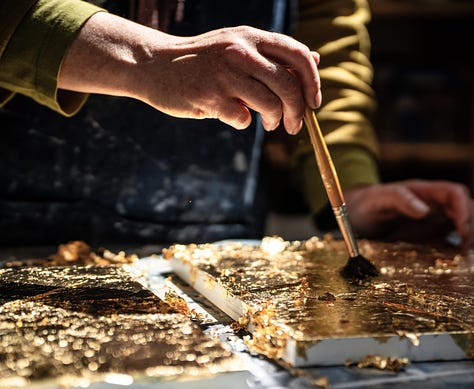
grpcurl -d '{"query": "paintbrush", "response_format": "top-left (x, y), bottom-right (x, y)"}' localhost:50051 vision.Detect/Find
top-left (303, 107), bottom-right (378, 279)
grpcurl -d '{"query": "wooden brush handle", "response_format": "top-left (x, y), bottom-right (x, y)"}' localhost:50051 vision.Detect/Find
top-left (303, 107), bottom-right (345, 208)
top-left (304, 107), bottom-right (360, 257)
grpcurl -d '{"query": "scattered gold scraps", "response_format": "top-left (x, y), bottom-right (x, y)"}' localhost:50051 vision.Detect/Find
top-left (164, 289), bottom-right (204, 321)
top-left (4, 240), bottom-right (138, 267)
top-left (347, 355), bottom-right (410, 372)
top-left (242, 302), bottom-right (288, 361)
top-left (50, 241), bottom-right (139, 266)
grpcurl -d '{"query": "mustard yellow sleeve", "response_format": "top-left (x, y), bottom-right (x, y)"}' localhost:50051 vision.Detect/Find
top-left (290, 0), bottom-right (381, 219)
top-left (0, 0), bottom-right (105, 116)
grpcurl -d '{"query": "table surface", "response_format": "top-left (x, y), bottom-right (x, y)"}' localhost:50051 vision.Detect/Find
top-left (1, 244), bottom-right (473, 389)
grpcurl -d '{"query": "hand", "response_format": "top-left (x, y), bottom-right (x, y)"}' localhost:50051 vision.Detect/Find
top-left (59, 12), bottom-right (321, 135)
top-left (344, 180), bottom-right (474, 250)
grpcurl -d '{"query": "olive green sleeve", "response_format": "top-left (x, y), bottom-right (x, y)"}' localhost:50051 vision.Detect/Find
top-left (0, 0), bottom-right (105, 116)
top-left (290, 0), bottom-right (380, 220)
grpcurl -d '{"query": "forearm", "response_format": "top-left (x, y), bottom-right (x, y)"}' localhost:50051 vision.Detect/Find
top-left (58, 12), bottom-right (171, 102)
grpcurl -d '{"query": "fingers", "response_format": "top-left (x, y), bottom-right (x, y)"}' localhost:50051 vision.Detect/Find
top-left (150, 26), bottom-right (321, 134)
top-left (441, 184), bottom-right (471, 242)
top-left (222, 28), bottom-right (320, 134)
top-left (215, 100), bottom-right (253, 130)
top-left (403, 180), bottom-right (473, 246)
top-left (217, 53), bottom-right (309, 134)
top-left (441, 185), bottom-right (473, 249)
top-left (221, 68), bottom-right (284, 131)
top-left (257, 62), bottom-right (305, 134)
top-left (367, 184), bottom-right (431, 219)
top-left (258, 33), bottom-right (321, 109)
top-left (392, 186), bottom-right (431, 218)
top-left (464, 201), bottom-right (474, 250)
top-left (346, 181), bottom-right (474, 249)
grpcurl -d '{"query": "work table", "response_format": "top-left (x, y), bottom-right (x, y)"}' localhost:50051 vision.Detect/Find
top-left (1, 238), bottom-right (473, 389)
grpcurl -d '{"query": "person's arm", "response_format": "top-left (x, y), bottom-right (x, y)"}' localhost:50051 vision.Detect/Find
top-left (1, 1), bottom-right (322, 134)
top-left (289, 0), bottom-right (380, 220)
top-left (0, 0), bottom-right (105, 115)
top-left (58, 11), bottom-right (321, 134)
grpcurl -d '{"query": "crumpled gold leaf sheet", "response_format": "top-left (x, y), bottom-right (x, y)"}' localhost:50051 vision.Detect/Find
top-left (0, 265), bottom-right (240, 387)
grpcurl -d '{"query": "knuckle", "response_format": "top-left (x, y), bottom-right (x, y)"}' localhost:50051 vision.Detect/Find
top-left (392, 185), bottom-right (409, 199)
top-left (233, 109), bottom-right (251, 129)
top-left (293, 44), bottom-right (311, 58)
top-left (218, 102), bottom-right (251, 129)
top-left (454, 183), bottom-right (470, 197)
top-left (264, 95), bottom-right (282, 115)
top-left (276, 73), bottom-right (301, 105)
top-left (225, 43), bottom-right (252, 61)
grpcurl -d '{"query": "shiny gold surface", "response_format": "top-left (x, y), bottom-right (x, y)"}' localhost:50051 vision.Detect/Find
top-left (168, 236), bottom-right (474, 359)
top-left (0, 265), bottom-right (240, 387)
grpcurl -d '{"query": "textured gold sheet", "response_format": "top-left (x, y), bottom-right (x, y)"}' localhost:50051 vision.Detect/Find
top-left (0, 265), bottom-right (241, 388)
top-left (168, 236), bottom-right (474, 364)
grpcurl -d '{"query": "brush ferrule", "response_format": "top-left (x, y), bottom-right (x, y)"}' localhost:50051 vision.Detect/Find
top-left (332, 204), bottom-right (359, 258)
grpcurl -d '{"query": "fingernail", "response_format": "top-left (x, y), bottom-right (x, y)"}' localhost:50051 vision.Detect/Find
top-left (411, 198), bottom-right (430, 214)
top-left (288, 120), bottom-right (303, 135)
top-left (263, 121), bottom-right (279, 131)
top-left (270, 121), bottom-right (280, 131)
top-left (315, 90), bottom-right (322, 108)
